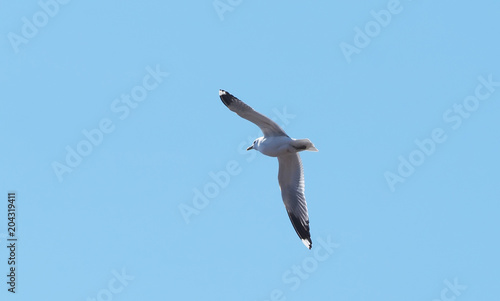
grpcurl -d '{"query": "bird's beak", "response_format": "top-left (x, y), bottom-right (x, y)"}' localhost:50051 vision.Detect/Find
top-left (246, 145), bottom-right (254, 151)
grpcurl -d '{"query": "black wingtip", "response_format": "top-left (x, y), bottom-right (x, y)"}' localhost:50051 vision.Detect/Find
top-left (288, 212), bottom-right (312, 249)
top-left (219, 89), bottom-right (235, 107)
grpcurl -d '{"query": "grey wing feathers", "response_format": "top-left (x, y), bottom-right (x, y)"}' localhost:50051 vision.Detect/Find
top-left (219, 90), bottom-right (289, 137)
top-left (277, 153), bottom-right (312, 249)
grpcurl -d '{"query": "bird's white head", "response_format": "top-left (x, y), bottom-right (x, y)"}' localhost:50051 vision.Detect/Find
top-left (246, 137), bottom-right (263, 151)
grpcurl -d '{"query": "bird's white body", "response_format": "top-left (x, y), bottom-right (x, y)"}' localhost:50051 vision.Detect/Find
top-left (253, 136), bottom-right (318, 157)
top-left (254, 136), bottom-right (292, 157)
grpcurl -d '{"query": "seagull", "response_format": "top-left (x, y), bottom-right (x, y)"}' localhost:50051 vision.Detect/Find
top-left (219, 89), bottom-right (318, 249)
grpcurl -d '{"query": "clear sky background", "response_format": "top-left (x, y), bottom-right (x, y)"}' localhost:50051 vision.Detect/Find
top-left (1, 0), bottom-right (499, 300)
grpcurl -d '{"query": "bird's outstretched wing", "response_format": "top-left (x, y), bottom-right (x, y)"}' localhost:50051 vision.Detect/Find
top-left (278, 153), bottom-right (312, 249)
top-left (219, 90), bottom-right (288, 137)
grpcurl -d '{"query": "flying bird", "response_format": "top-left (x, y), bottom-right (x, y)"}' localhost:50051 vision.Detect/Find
top-left (219, 89), bottom-right (318, 249)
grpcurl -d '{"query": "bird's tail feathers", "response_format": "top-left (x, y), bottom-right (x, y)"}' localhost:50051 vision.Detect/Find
top-left (291, 139), bottom-right (318, 152)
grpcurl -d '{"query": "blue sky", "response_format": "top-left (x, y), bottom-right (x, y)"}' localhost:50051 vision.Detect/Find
top-left (1, 0), bottom-right (499, 300)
